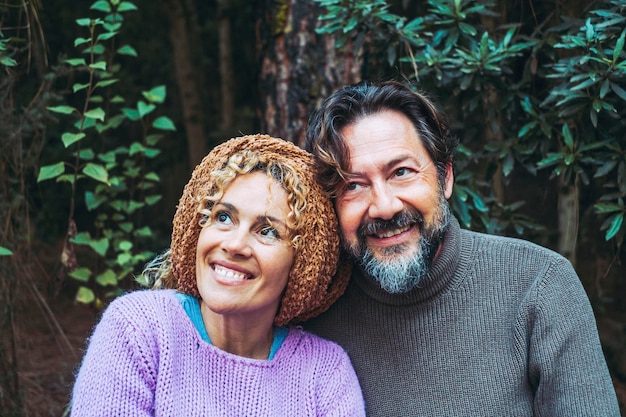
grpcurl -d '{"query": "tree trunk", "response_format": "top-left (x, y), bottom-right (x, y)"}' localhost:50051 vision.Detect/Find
top-left (557, 178), bottom-right (579, 267)
top-left (161, 0), bottom-right (207, 168)
top-left (255, 0), bottom-right (362, 146)
top-left (217, 0), bottom-right (235, 133)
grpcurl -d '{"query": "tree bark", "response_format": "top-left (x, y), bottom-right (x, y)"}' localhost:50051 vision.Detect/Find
top-left (217, 0), bottom-right (235, 133)
top-left (255, 0), bottom-right (362, 146)
top-left (161, 0), bottom-right (208, 168)
top-left (558, 178), bottom-right (579, 267)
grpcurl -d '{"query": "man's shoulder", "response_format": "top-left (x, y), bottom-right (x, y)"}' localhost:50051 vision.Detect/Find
top-left (460, 227), bottom-right (566, 262)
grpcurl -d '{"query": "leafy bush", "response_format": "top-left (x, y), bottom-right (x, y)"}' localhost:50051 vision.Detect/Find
top-left (314, 0), bottom-right (626, 254)
top-left (37, 0), bottom-right (175, 305)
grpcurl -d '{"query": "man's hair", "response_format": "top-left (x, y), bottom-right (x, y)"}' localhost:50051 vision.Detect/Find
top-left (304, 80), bottom-right (458, 196)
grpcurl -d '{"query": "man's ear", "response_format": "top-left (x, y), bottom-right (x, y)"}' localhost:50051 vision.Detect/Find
top-left (443, 162), bottom-right (454, 199)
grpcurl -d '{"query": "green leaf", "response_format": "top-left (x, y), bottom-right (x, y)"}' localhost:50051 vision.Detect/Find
top-left (610, 82), bottom-right (626, 101)
top-left (123, 107), bottom-right (140, 121)
top-left (83, 162), bottom-right (110, 185)
top-left (97, 32), bottom-right (117, 42)
top-left (56, 174), bottom-right (76, 184)
top-left (37, 162), bottom-right (65, 182)
top-left (613, 29), bottom-right (625, 63)
top-left (118, 240), bottom-right (133, 251)
top-left (142, 85), bottom-right (166, 103)
top-left (561, 124), bottom-right (573, 150)
top-left (135, 226), bottom-right (152, 237)
top-left (95, 79), bottom-right (118, 88)
top-left (118, 1), bottom-right (139, 12)
top-left (76, 286), bottom-right (95, 304)
top-left (537, 153), bottom-right (562, 168)
top-left (85, 191), bottom-right (105, 210)
top-left (96, 269), bottom-right (118, 286)
top-left (69, 267), bottom-right (92, 282)
top-left (605, 213), bottom-right (624, 240)
top-left (65, 58), bottom-right (87, 66)
top-left (62, 132), bottom-right (86, 147)
top-left (117, 252), bottom-right (132, 265)
top-left (89, 61), bottom-right (107, 71)
top-left (137, 101), bottom-right (156, 118)
top-left (0, 246), bottom-right (13, 256)
top-left (119, 222), bottom-right (133, 233)
top-left (91, 0), bottom-right (112, 12)
top-left (76, 18), bottom-right (92, 27)
top-left (73, 83), bottom-right (90, 93)
top-left (90, 237), bottom-right (110, 256)
top-left (594, 202), bottom-right (622, 213)
top-left (129, 142), bottom-right (145, 156)
top-left (71, 232), bottom-right (92, 246)
top-left (1, 56), bottom-right (17, 66)
top-left (145, 195), bottom-right (162, 205)
top-left (73, 37), bottom-right (91, 47)
top-left (84, 107), bottom-right (106, 121)
top-left (117, 44), bottom-right (138, 57)
top-left (48, 105), bottom-right (76, 115)
top-left (152, 116), bottom-right (176, 131)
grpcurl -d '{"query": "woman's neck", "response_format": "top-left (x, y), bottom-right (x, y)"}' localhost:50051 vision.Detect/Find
top-left (200, 303), bottom-right (275, 359)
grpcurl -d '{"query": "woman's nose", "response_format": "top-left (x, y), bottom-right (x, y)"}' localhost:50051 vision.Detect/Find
top-left (221, 228), bottom-right (252, 257)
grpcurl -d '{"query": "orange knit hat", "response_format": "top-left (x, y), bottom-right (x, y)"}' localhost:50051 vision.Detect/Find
top-left (169, 134), bottom-right (350, 326)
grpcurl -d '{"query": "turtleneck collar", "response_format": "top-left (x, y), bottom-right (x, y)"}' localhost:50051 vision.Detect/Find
top-left (350, 216), bottom-right (466, 306)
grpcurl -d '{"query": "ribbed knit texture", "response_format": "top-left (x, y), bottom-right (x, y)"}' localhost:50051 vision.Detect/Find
top-left (71, 290), bottom-right (365, 416)
top-left (305, 216), bottom-right (620, 416)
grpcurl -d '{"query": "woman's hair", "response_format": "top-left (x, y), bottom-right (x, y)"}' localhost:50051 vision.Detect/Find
top-left (143, 134), bottom-right (350, 326)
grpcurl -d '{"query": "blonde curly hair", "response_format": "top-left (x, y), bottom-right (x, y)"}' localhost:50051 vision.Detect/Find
top-left (147, 134), bottom-right (350, 326)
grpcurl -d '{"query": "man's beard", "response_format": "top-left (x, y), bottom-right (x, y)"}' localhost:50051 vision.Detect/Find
top-left (343, 192), bottom-right (451, 293)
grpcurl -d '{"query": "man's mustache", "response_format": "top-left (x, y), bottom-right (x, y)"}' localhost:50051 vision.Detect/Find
top-left (357, 209), bottom-right (424, 237)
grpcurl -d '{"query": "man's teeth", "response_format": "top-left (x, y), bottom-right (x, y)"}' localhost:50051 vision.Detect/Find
top-left (375, 225), bottom-right (411, 238)
top-left (214, 265), bottom-right (249, 281)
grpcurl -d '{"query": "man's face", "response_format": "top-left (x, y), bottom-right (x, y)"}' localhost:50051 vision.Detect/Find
top-left (335, 110), bottom-right (454, 293)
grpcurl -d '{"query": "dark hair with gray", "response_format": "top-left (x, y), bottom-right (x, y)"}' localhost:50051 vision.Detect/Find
top-left (304, 80), bottom-right (458, 196)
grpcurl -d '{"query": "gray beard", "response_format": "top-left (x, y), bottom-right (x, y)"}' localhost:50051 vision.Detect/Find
top-left (344, 193), bottom-right (451, 294)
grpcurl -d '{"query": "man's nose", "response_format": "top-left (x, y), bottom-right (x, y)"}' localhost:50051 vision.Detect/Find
top-left (367, 183), bottom-right (403, 220)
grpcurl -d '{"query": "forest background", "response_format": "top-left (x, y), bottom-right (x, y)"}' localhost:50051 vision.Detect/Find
top-left (1, 0), bottom-right (626, 415)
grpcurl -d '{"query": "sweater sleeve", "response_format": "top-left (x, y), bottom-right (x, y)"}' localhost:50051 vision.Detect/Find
top-left (315, 344), bottom-right (366, 417)
top-left (525, 256), bottom-right (620, 416)
top-left (70, 295), bottom-right (157, 416)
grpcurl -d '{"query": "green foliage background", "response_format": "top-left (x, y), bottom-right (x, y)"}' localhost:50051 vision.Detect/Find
top-left (1, 0), bottom-right (625, 414)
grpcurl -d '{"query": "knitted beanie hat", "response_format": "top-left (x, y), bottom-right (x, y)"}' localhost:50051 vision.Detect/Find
top-left (170, 134), bottom-right (351, 326)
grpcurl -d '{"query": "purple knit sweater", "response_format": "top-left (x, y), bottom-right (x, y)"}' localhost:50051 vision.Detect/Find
top-left (71, 290), bottom-right (365, 416)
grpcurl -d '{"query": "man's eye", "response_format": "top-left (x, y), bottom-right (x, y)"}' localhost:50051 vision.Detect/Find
top-left (395, 167), bottom-right (408, 177)
top-left (346, 182), bottom-right (361, 191)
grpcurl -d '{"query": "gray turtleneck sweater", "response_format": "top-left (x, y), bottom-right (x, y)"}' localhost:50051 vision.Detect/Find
top-left (305, 217), bottom-right (619, 416)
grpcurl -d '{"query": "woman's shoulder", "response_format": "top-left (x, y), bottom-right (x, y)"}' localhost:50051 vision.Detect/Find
top-left (103, 289), bottom-right (179, 322)
top-left (283, 326), bottom-right (351, 361)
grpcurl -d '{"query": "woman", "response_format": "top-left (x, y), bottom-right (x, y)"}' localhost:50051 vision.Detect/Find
top-left (70, 134), bottom-right (364, 416)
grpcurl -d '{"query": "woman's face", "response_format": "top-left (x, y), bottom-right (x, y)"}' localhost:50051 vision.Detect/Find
top-left (195, 171), bottom-right (295, 323)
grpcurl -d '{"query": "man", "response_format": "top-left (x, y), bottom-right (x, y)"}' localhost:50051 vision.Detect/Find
top-left (303, 80), bottom-right (620, 416)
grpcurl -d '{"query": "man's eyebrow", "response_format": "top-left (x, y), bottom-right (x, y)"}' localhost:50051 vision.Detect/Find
top-left (346, 155), bottom-right (415, 177)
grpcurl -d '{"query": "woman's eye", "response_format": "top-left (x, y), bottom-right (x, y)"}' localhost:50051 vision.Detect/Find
top-left (259, 226), bottom-right (279, 240)
top-left (215, 211), bottom-right (232, 224)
